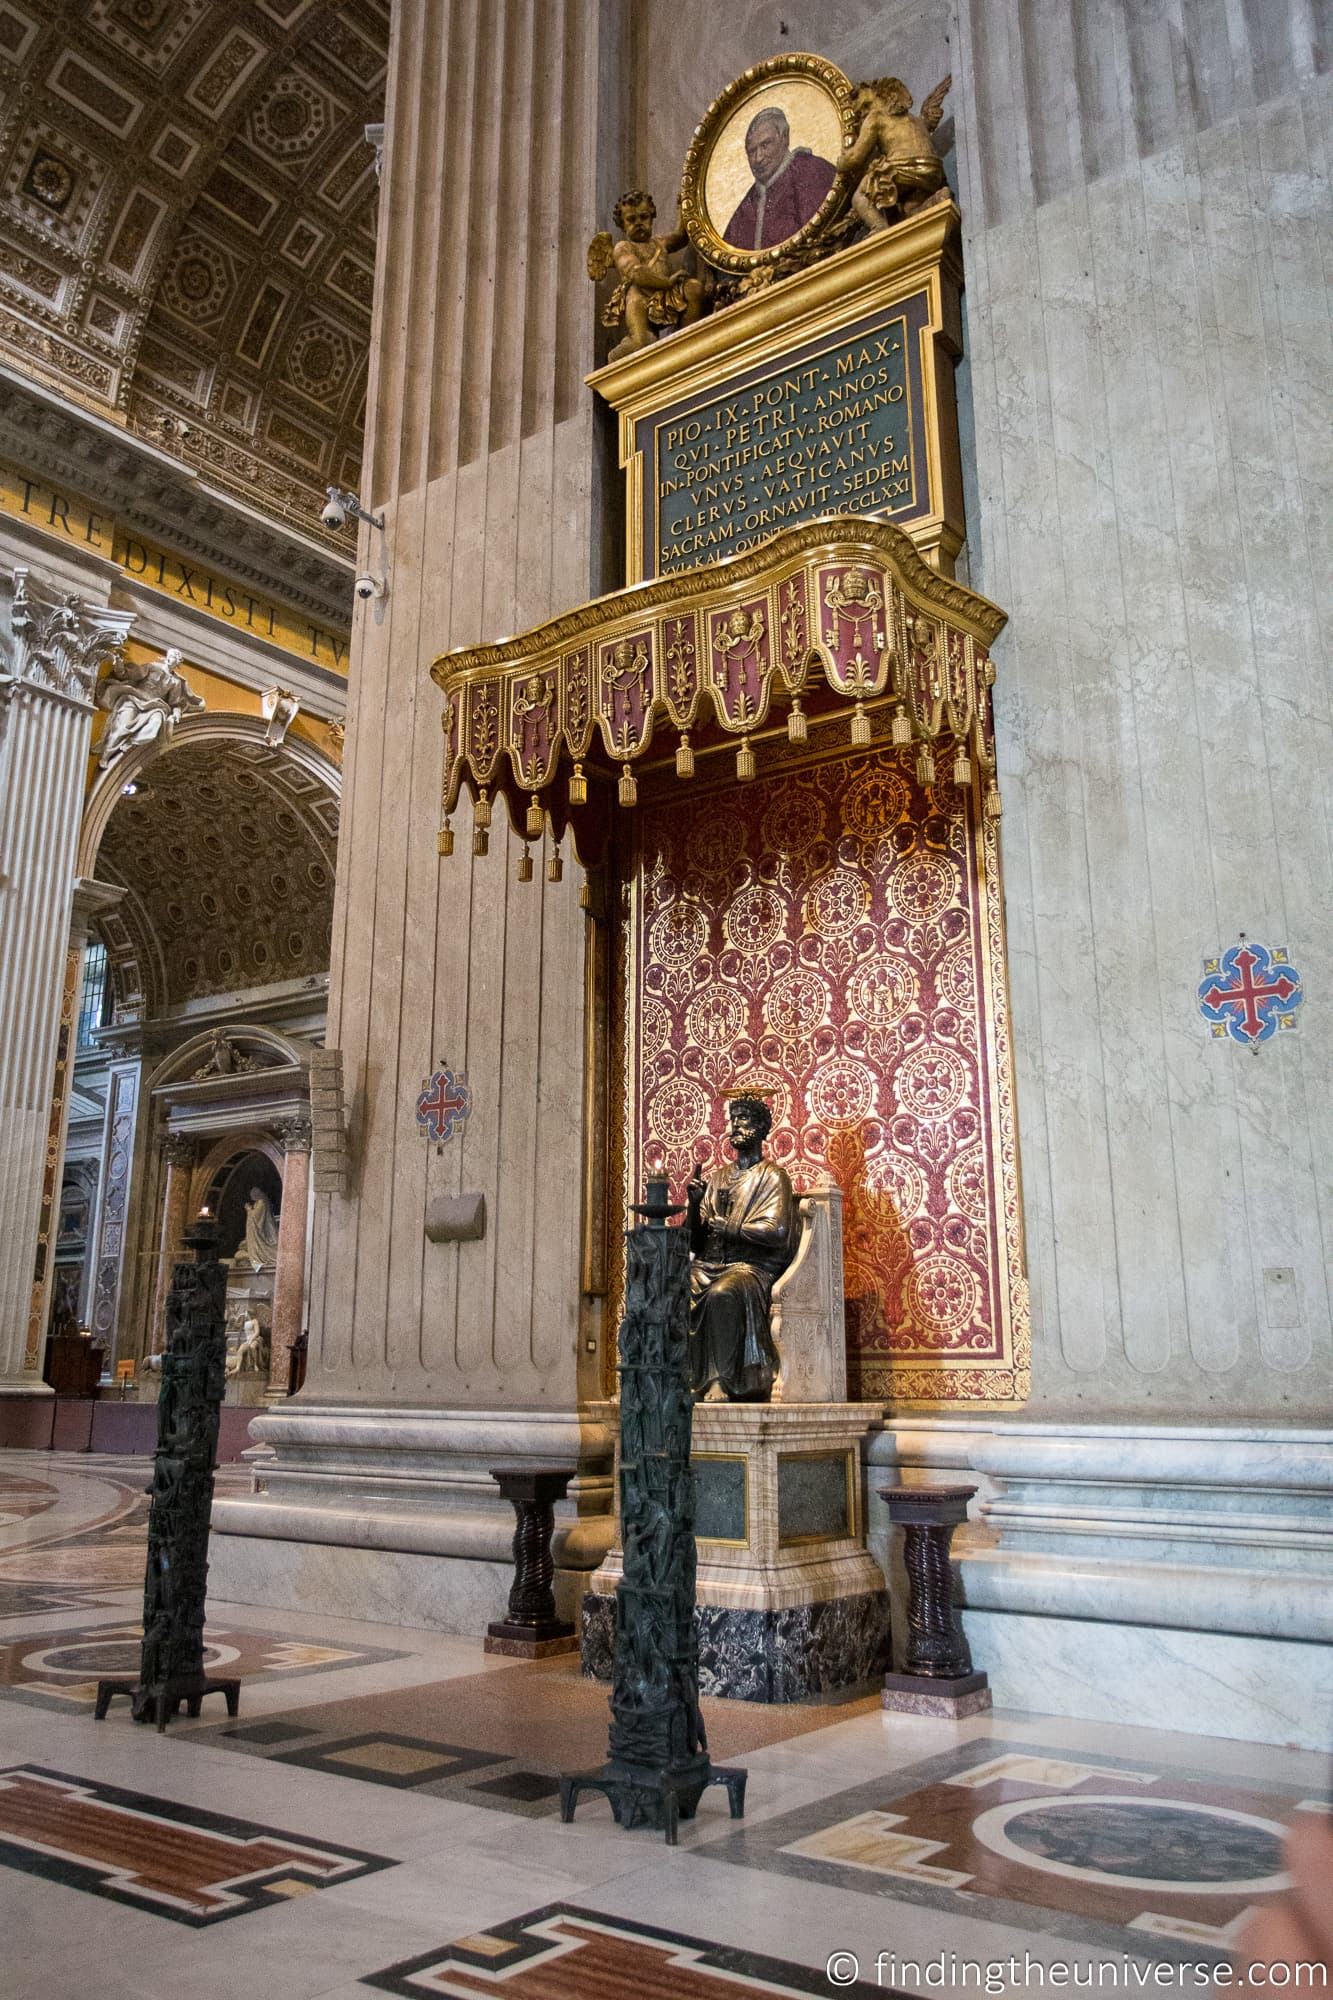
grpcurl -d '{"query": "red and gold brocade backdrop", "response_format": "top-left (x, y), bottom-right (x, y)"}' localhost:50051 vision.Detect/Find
top-left (619, 744), bottom-right (1029, 1406)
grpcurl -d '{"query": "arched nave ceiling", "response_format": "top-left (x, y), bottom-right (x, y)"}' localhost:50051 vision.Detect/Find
top-left (0, 0), bottom-right (387, 545)
top-left (95, 737), bottom-right (337, 1016)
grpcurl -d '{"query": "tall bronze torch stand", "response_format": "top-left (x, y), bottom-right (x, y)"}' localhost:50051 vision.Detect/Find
top-left (560, 1176), bottom-right (746, 1844)
top-left (95, 1216), bottom-right (241, 1730)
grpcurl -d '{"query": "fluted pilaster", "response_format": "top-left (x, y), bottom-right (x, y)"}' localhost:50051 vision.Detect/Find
top-left (0, 568), bottom-right (133, 1389)
top-left (305, 0), bottom-right (628, 1408)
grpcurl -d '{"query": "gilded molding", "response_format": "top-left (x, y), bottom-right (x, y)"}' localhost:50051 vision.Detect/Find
top-left (432, 516), bottom-right (1006, 855)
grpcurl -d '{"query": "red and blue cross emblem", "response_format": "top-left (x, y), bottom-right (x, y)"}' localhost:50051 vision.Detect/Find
top-left (1197, 944), bottom-right (1303, 1045)
top-left (415, 1067), bottom-right (472, 1142)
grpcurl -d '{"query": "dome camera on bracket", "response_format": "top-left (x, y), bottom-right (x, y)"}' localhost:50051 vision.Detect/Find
top-left (322, 485), bottom-right (385, 534)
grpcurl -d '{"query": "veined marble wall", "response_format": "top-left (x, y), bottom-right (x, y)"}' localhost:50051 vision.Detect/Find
top-left (306, 0), bottom-right (630, 1408)
top-left (950, 1), bottom-right (1331, 1421)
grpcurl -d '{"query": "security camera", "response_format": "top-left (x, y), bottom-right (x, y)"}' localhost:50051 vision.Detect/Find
top-left (322, 484), bottom-right (386, 534)
top-left (355, 571), bottom-right (385, 601)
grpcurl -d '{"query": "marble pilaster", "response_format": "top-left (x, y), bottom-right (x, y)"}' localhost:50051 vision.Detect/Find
top-left (213, 0), bottom-right (630, 1598)
top-left (269, 1119), bottom-right (311, 1392)
top-left (0, 567), bottom-right (133, 1396)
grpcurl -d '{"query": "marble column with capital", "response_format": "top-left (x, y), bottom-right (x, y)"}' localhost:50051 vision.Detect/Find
top-left (212, 0), bottom-right (628, 1622)
top-left (269, 1119), bottom-right (312, 1393)
top-left (0, 567), bottom-right (134, 1402)
top-left (148, 1134), bottom-right (198, 1361)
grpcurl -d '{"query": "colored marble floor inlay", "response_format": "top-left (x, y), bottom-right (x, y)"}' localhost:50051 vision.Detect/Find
top-left (197, 1655), bottom-right (878, 1818)
top-left (0, 1619), bottom-right (407, 1711)
top-left (0, 1765), bottom-right (393, 1924)
top-left (363, 1903), bottom-right (907, 1998)
top-left (699, 1740), bottom-right (1330, 1963)
top-left (0, 1460), bottom-right (151, 1614)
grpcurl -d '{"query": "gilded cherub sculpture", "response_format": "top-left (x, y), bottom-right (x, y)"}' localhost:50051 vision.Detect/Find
top-left (587, 190), bottom-right (708, 362)
top-left (837, 75), bottom-right (952, 233)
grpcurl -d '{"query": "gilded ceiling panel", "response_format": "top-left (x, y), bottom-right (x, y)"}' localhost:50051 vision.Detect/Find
top-left (95, 738), bottom-right (337, 1013)
top-left (0, 0), bottom-right (388, 546)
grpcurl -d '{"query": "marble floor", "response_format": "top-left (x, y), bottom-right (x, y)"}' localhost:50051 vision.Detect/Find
top-left (0, 1449), bottom-right (1327, 1998)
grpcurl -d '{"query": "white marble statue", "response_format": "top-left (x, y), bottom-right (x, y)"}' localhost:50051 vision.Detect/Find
top-left (240, 1187), bottom-right (280, 1271)
top-left (96, 646), bottom-right (204, 768)
top-left (227, 1310), bottom-right (269, 1376)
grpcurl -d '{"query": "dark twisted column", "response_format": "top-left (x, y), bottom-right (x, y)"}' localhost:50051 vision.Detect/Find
top-left (879, 1482), bottom-right (991, 1716)
top-left (94, 1217), bottom-right (240, 1730)
top-left (485, 1466), bottom-right (578, 1657)
top-left (561, 1178), bottom-right (746, 1844)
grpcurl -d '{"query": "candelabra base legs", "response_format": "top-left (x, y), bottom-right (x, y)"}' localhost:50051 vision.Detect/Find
top-left (94, 1674), bottom-right (241, 1732)
top-left (559, 1757), bottom-right (747, 1847)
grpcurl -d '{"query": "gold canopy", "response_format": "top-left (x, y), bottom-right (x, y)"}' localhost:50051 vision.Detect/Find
top-left (431, 516), bottom-right (1006, 870)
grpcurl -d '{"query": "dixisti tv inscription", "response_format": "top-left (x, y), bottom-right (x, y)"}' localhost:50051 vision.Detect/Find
top-left (652, 319), bottom-right (914, 572)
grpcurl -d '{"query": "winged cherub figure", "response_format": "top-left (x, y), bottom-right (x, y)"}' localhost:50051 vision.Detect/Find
top-left (588, 190), bottom-right (708, 362)
top-left (837, 75), bottom-right (952, 233)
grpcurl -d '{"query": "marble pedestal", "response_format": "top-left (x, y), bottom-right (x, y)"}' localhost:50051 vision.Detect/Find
top-left (583, 1402), bottom-right (889, 1702)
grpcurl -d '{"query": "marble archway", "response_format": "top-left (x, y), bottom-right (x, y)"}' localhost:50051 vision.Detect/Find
top-left (140, 1029), bottom-right (315, 1396)
top-left (65, 725), bottom-right (337, 1379)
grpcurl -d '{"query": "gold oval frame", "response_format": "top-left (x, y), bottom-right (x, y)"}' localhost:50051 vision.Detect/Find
top-left (680, 53), bottom-right (857, 274)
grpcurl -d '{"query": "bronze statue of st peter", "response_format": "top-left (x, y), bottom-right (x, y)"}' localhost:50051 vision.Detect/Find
top-left (686, 1095), bottom-right (795, 1402)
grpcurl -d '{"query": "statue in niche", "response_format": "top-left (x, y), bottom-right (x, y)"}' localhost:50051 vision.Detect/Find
top-left (588, 191), bottom-right (709, 362)
top-left (96, 646), bottom-right (204, 769)
top-left (685, 1095), bottom-right (795, 1402)
top-left (836, 75), bottom-right (951, 233)
top-left (239, 1188), bottom-right (279, 1272)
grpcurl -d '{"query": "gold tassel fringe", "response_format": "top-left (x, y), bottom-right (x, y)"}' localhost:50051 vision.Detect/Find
top-left (916, 746), bottom-right (935, 786)
top-left (517, 846), bottom-right (533, 882)
top-left (618, 763), bottom-right (638, 807)
top-left (474, 788), bottom-right (492, 830)
top-left (567, 764), bottom-right (587, 806)
top-left (547, 847), bottom-right (564, 882)
top-left (953, 750), bottom-right (971, 786)
top-left (787, 701), bottom-right (807, 744)
top-left (436, 819), bottom-right (454, 857)
top-left (736, 736), bottom-right (755, 781)
top-left (525, 794), bottom-right (543, 838)
top-left (985, 782), bottom-right (1003, 819)
top-left (675, 734), bottom-right (694, 778)
top-left (473, 824), bottom-right (489, 857)
top-left (850, 702), bottom-right (872, 746)
top-left (891, 707), bottom-right (912, 745)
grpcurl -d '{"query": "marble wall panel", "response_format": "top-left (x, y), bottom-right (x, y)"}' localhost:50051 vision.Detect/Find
top-left (953, 0), bottom-right (1331, 1419)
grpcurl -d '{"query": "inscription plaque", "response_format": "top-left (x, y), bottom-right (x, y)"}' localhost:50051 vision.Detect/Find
top-left (637, 293), bottom-right (929, 579)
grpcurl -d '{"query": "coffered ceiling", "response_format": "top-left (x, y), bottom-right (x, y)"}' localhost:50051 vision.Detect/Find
top-left (0, 0), bottom-right (388, 547)
top-left (96, 735), bottom-right (338, 1014)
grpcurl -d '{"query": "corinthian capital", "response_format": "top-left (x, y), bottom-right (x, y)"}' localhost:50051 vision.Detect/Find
top-left (4, 564), bottom-right (136, 705)
top-left (276, 1117), bottom-right (313, 1155)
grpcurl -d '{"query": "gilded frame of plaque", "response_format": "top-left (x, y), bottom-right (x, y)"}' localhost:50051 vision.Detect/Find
top-left (680, 53), bottom-right (857, 274)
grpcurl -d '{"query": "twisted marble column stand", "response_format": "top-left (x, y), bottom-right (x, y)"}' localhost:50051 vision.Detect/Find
top-left (878, 1482), bottom-right (991, 1717)
top-left (485, 1467), bottom-right (579, 1657)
